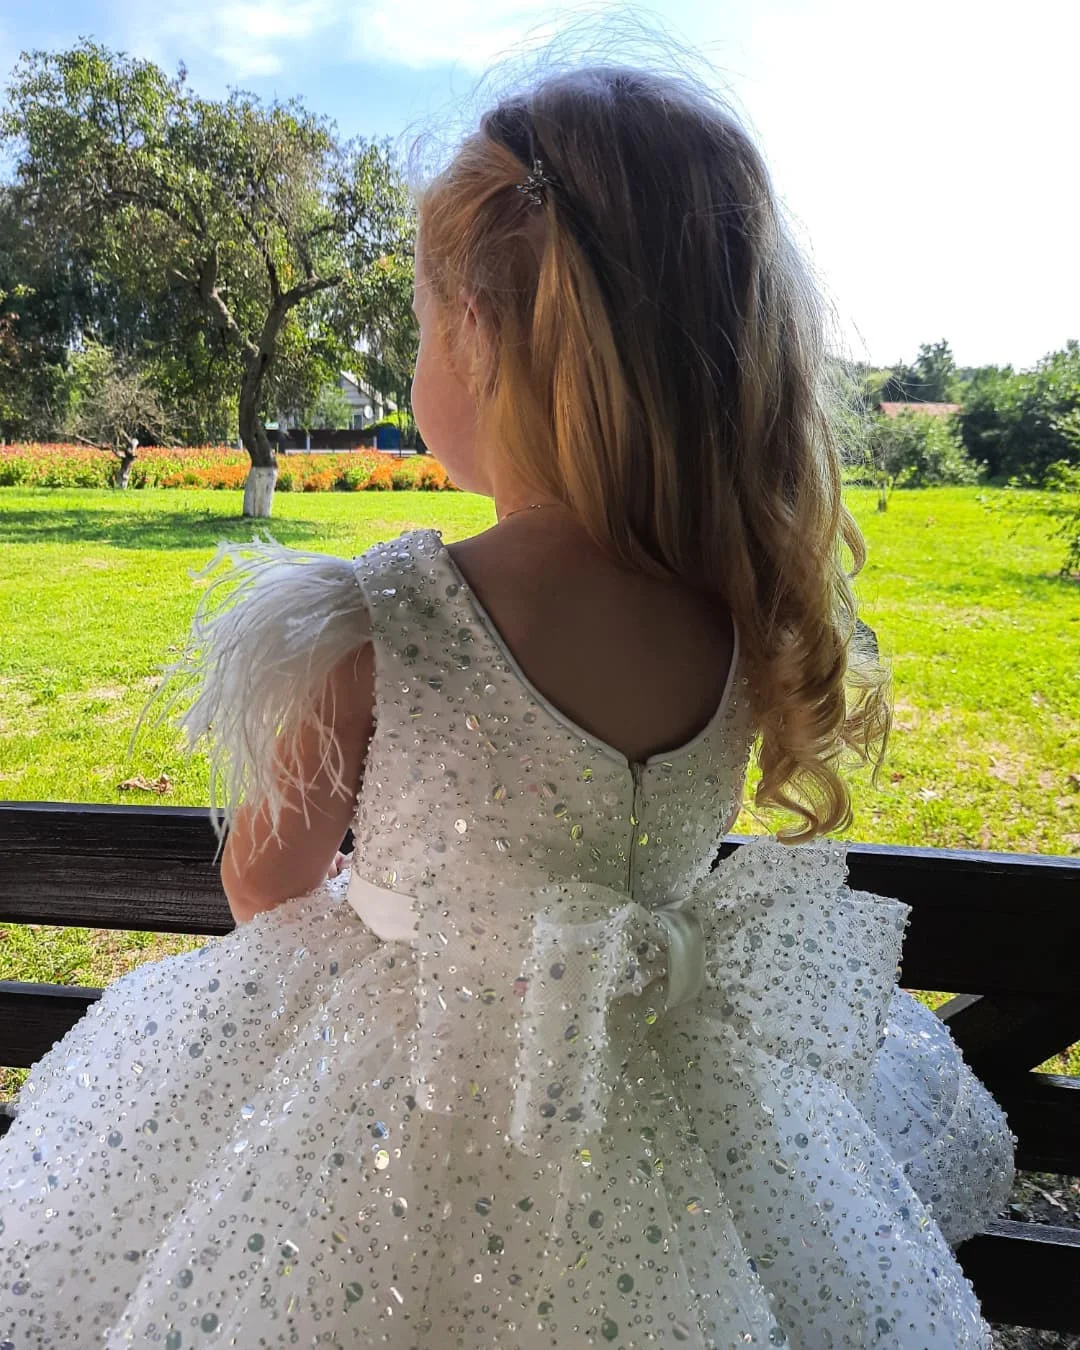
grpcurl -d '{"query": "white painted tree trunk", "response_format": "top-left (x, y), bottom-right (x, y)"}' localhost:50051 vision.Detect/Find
top-left (243, 464), bottom-right (277, 519)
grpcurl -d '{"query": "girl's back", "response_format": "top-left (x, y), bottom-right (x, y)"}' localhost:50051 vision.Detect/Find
top-left (446, 510), bottom-right (736, 768)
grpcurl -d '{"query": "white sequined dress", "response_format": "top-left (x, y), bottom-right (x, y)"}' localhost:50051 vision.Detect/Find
top-left (0, 528), bottom-right (1015, 1349)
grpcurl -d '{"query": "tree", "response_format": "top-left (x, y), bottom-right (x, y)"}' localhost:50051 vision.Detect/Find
top-left (0, 175), bottom-right (238, 445)
top-left (297, 380), bottom-right (354, 432)
top-left (958, 342), bottom-right (1080, 481)
top-left (66, 340), bottom-right (169, 486)
top-left (876, 341), bottom-right (958, 404)
top-left (866, 410), bottom-right (980, 490)
top-left (0, 184), bottom-right (78, 438)
top-left (349, 251), bottom-right (418, 420)
top-left (3, 41), bottom-right (415, 515)
top-left (909, 341), bottom-right (957, 403)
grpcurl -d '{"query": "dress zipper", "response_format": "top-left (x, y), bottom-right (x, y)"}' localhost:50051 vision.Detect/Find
top-left (627, 762), bottom-right (643, 893)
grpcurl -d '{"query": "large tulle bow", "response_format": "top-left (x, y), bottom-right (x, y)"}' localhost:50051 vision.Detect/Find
top-left (405, 838), bottom-right (912, 1158)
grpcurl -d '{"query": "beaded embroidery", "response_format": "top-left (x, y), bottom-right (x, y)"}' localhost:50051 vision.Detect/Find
top-left (0, 528), bottom-right (1015, 1348)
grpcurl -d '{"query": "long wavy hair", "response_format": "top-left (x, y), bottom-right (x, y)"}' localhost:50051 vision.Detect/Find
top-left (417, 66), bottom-right (890, 840)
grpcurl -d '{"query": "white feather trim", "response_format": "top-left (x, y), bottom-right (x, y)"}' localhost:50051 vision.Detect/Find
top-left (143, 537), bottom-right (372, 844)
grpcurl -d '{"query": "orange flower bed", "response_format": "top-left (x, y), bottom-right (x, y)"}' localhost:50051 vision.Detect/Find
top-left (0, 444), bottom-right (458, 492)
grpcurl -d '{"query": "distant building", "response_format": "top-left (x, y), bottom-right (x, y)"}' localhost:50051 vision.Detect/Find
top-left (878, 401), bottom-right (961, 419)
top-left (337, 372), bottom-right (395, 429)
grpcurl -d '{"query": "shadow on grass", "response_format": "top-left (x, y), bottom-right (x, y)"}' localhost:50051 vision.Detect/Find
top-left (0, 507), bottom-right (333, 551)
top-left (910, 570), bottom-right (1080, 603)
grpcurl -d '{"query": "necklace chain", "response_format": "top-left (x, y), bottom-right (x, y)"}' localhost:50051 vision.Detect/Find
top-left (500, 501), bottom-right (562, 523)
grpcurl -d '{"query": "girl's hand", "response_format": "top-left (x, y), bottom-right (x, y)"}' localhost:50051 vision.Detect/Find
top-left (328, 851), bottom-right (351, 879)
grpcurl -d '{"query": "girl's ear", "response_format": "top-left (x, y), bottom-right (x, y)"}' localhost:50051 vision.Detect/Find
top-left (456, 291), bottom-right (489, 390)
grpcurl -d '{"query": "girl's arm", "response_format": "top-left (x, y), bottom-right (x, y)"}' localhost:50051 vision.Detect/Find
top-left (221, 644), bottom-right (375, 924)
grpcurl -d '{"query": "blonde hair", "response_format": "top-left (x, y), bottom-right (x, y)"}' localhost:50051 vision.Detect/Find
top-left (418, 66), bottom-right (890, 840)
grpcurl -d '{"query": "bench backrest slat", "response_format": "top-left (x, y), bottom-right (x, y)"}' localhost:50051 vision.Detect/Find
top-left (3, 804), bottom-right (1079, 991)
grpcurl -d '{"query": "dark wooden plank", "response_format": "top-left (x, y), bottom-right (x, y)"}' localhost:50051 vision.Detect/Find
top-left (0, 805), bottom-right (362, 936)
top-left (939, 992), bottom-right (1080, 1076)
top-left (0, 803), bottom-right (232, 934)
top-left (5, 806), bottom-right (1080, 984)
top-left (0, 981), bottom-right (102, 1066)
top-left (985, 1072), bottom-right (1080, 1176)
top-left (725, 837), bottom-right (1080, 996)
top-left (958, 1219), bottom-right (1080, 1333)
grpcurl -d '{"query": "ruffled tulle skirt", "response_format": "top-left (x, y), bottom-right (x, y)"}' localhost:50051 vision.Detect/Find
top-left (0, 845), bottom-right (1015, 1349)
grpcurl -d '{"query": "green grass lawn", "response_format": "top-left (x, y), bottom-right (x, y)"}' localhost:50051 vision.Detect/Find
top-left (1, 484), bottom-right (1078, 1084)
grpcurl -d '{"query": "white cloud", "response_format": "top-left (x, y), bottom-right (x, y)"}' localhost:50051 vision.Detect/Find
top-left (121, 0), bottom-right (345, 79)
top-left (351, 0), bottom-right (563, 72)
top-left (115, 0), bottom-right (585, 80)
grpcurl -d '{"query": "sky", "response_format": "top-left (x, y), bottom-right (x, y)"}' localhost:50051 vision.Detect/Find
top-left (2, 0), bottom-right (1077, 370)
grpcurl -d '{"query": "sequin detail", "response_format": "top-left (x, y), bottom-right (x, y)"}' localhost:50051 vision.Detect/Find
top-left (0, 528), bottom-right (1014, 1348)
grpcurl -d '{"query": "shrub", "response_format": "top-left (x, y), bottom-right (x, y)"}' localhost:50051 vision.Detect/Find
top-left (1040, 460), bottom-right (1080, 576)
top-left (365, 464), bottom-right (393, 490)
top-left (991, 459), bottom-right (1080, 578)
top-left (959, 344), bottom-right (1080, 482)
top-left (0, 444), bottom-right (458, 493)
top-left (417, 461), bottom-right (449, 491)
top-left (867, 412), bottom-right (981, 488)
top-left (335, 465), bottom-right (370, 491)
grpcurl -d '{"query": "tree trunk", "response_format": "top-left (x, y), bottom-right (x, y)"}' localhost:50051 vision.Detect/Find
top-left (208, 271), bottom-right (337, 517)
top-left (116, 452), bottom-right (136, 489)
top-left (115, 438), bottom-right (138, 490)
top-left (238, 350), bottom-right (277, 519)
top-left (243, 464), bottom-right (278, 518)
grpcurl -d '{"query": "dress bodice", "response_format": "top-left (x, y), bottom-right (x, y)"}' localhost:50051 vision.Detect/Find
top-left (349, 529), bottom-right (756, 911)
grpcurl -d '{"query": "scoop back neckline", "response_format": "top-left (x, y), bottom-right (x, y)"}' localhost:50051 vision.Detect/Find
top-left (426, 528), bottom-right (742, 772)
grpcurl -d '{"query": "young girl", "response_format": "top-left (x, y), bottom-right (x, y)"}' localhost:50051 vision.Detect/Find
top-left (0, 66), bottom-right (1014, 1349)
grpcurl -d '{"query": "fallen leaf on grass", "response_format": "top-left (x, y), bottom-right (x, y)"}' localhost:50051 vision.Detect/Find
top-left (890, 772), bottom-right (906, 783)
top-left (118, 774), bottom-right (172, 795)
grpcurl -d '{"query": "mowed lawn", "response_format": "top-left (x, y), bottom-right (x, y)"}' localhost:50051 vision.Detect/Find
top-left (1, 484), bottom-right (1078, 1083)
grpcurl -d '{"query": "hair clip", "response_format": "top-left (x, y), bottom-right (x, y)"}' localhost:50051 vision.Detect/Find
top-left (516, 158), bottom-right (554, 207)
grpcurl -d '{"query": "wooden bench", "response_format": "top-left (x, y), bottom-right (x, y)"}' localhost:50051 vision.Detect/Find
top-left (2, 801), bottom-right (1079, 1334)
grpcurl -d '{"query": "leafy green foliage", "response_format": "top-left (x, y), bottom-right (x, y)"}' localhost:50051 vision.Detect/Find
top-left (993, 459), bottom-right (1080, 578)
top-left (865, 411), bottom-right (981, 488)
top-left (296, 381), bottom-right (354, 430)
top-left (880, 340), bottom-right (959, 404)
top-left (1, 41), bottom-right (416, 513)
top-left (852, 341), bottom-right (959, 406)
top-left (958, 341), bottom-right (1080, 481)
